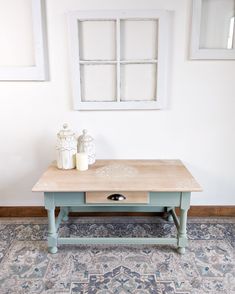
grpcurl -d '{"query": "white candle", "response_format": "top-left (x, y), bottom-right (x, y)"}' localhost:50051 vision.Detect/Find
top-left (76, 153), bottom-right (88, 171)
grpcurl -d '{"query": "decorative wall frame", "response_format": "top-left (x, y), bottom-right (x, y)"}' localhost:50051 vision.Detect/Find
top-left (0, 0), bottom-right (48, 81)
top-left (190, 0), bottom-right (235, 59)
top-left (68, 10), bottom-right (172, 110)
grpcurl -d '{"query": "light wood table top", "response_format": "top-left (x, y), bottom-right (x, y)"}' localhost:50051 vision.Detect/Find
top-left (32, 160), bottom-right (202, 192)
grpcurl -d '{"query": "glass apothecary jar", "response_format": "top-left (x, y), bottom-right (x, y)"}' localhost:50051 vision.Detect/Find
top-left (56, 124), bottom-right (77, 169)
top-left (77, 129), bottom-right (96, 165)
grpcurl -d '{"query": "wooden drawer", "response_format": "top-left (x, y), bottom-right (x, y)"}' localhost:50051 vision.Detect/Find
top-left (86, 191), bottom-right (149, 204)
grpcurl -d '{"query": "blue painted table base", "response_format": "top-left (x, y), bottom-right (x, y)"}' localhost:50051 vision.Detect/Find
top-left (44, 192), bottom-right (190, 254)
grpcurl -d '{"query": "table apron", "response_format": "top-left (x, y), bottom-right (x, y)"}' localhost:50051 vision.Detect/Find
top-left (45, 192), bottom-right (188, 209)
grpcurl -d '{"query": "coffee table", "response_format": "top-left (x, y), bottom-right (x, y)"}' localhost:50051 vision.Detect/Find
top-left (32, 160), bottom-right (202, 254)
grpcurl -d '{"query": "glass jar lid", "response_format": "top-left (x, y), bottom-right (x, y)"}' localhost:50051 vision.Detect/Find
top-left (57, 123), bottom-right (75, 139)
top-left (78, 129), bottom-right (94, 143)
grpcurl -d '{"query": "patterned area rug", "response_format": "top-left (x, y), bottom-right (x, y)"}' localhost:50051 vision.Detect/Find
top-left (0, 217), bottom-right (234, 294)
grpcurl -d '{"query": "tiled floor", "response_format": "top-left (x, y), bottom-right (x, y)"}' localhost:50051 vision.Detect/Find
top-left (0, 217), bottom-right (234, 293)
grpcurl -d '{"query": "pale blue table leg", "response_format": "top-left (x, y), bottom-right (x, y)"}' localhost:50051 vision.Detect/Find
top-left (47, 208), bottom-right (58, 254)
top-left (177, 192), bottom-right (190, 254)
top-left (45, 193), bottom-right (58, 254)
top-left (166, 207), bottom-right (174, 222)
top-left (62, 207), bottom-right (69, 221)
top-left (177, 208), bottom-right (188, 254)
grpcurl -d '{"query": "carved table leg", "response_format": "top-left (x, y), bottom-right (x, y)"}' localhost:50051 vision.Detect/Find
top-left (177, 192), bottom-right (190, 254)
top-left (47, 208), bottom-right (58, 254)
top-left (167, 207), bottom-right (174, 222)
top-left (177, 208), bottom-right (188, 254)
top-left (163, 207), bottom-right (174, 222)
top-left (62, 207), bottom-right (69, 221)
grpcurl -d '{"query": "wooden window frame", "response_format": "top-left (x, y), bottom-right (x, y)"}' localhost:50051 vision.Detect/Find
top-left (190, 0), bottom-right (235, 60)
top-left (68, 10), bottom-right (171, 110)
top-left (0, 0), bottom-right (48, 81)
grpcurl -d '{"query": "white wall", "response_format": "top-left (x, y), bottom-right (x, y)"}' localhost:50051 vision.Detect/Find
top-left (0, 0), bottom-right (235, 206)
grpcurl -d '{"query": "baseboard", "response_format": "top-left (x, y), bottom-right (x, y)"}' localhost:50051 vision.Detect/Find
top-left (0, 206), bottom-right (234, 217)
top-left (182, 206), bottom-right (235, 217)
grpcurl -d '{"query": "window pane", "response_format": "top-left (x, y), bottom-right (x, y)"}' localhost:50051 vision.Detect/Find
top-left (80, 65), bottom-right (116, 101)
top-left (0, 0), bottom-right (34, 66)
top-left (79, 20), bottom-right (116, 60)
top-left (120, 20), bottom-right (158, 60)
top-left (120, 64), bottom-right (157, 101)
top-left (200, 0), bottom-right (235, 49)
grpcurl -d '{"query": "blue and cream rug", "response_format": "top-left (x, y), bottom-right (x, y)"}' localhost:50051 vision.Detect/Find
top-left (0, 217), bottom-right (234, 294)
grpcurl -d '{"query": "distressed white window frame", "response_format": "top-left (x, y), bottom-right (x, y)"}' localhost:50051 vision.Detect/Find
top-left (190, 0), bottom-right (235, 60)
top-left (0, 0), bottom-right (48, 81)
top-left (68, 10), bottom-right (171, 110)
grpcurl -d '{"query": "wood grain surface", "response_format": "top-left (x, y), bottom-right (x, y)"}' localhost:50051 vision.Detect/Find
top-left (32, 160), bottom-right (202, 192)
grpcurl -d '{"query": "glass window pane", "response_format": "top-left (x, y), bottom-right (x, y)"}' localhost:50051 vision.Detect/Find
top-left (200, 0), bottom-right (235, 49)
top-left (0, 0), bottom-right (34, 66)
top-left (120, 20), bottom-right (158, 60)
top-left (80, 65), bottom-right (116, 102)
top-left (120, 64), bottom-right (157, 101)
top-left (79, 20), bottom-right (116, 60)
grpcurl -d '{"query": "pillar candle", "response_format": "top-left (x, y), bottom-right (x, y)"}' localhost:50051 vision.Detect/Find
top-left (76, 153), bottom-right (88, 171)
